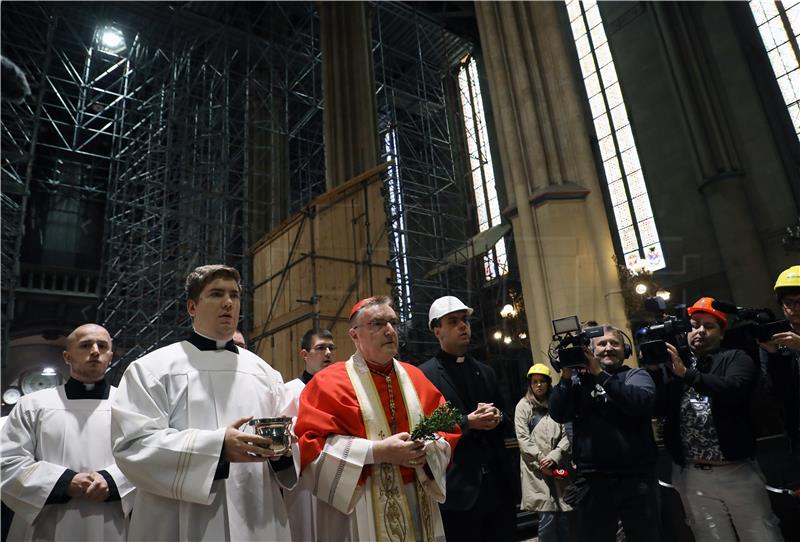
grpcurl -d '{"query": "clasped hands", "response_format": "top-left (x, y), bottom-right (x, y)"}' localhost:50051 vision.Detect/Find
top-left (67, 472), bottom-right (109, 502)
top-left (468, 402), bottom-right (502, 430)
top-left (223, 416), bottom-right (294, 463)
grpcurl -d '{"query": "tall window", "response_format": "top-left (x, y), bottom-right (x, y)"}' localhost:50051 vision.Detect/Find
top-left (384, 129), bottom-right (412, 320)
top-left (566, 0), bottom-right (666, 273)
top-left (749, 0), bottom-right (800, 140)
top-left (457, 57), bottom-right (509, 281)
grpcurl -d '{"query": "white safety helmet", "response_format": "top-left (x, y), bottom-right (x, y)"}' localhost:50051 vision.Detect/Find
top-left (428, 296), bottom-right (474, 330)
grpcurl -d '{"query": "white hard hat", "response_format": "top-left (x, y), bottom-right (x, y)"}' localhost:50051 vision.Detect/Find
top-left (429, 296), bottom-right (474, 330)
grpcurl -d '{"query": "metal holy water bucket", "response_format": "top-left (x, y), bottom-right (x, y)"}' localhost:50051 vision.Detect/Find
top-left (248, 417), bottom-right (292, 455)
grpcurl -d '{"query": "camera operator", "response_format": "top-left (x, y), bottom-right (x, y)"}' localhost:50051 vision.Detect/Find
top-left (759, 265), bottom-right (800, 457)
top-left (549, 324), bottom-right (660, 542)
top-left (650, 297), bottom-right (783, 542)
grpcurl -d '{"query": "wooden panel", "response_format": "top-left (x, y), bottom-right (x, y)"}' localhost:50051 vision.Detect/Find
top-left (251, 166), bottom-right (394, 381)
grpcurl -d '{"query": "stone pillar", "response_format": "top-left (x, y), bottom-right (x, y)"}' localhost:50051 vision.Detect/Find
top-left (475, 1), bottom-right (628, 366)
top-left (319, 1), bottom-right (379, 189)
top-left (651, 2), bottom-right (773, 307)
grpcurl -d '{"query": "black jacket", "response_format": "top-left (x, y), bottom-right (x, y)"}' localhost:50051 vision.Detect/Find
top-left (418, 351), bottom-right (512, 510)
top-left (650, 348), bottom-right (758, 465)
top-left (549, 366), bottom-right (657, 475)
top-left (761, 346), bottom-right (800, 452)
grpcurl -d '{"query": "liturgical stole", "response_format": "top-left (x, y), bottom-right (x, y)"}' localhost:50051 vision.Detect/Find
top-left (345, 357), bottom-right (435, 542)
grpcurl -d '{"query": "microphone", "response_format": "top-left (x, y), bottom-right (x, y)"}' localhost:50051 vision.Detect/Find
top-left (1, 56), bottom-right (31, 104)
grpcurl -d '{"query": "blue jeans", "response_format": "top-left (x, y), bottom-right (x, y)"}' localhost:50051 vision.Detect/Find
top-left (538, 511), bottom-right (570, 542)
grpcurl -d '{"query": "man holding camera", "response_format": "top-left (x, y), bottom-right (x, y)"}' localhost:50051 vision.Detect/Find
top-left (549, 324), bottom-right (660, 542)
top-left (651, 297), bottom-right (782, 542)
top-left (760, 265), bottom-right (800, 457)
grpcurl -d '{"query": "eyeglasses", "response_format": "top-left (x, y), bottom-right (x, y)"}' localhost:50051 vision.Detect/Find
top-left (530, 381), bottom-right (549, 387)
top-left (353, 319), bottom-right (400, 332)
top-left (782, 298), bottom-right (800, 310)
top-left (311, 344), bottom-right (336, 352)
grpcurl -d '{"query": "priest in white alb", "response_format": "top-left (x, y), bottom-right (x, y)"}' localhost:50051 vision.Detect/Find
top-left (294, 296), bottom-right (461, 542)
top-left (111, 264), bottom-right (297, 541)
top-left (284, 327), bottom-right (336, 542)
top-left (1, 324), bottom-right (135, 542)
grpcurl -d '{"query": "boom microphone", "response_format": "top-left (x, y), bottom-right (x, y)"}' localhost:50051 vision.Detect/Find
top-left (1, 56), bottom-right (31, 104)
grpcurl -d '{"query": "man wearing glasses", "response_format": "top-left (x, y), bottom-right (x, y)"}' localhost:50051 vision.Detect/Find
top-left (418, 295), bottom-right (516, 542)
top-left (761, 265), bottom-right (800, 458)
top-left (294, 296), bottom-right (461, 541)
top-left (286, 328), bottom-right (336, 413)
top-left (284, 328), bottom-right (336, 542)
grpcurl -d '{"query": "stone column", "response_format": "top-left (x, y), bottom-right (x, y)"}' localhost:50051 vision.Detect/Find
top-left (475, 1), bottom-right (628, 366)
top-left (651, 2), bottom-right (773, 307)
top-left (318, 1), bottom-right (379, 189)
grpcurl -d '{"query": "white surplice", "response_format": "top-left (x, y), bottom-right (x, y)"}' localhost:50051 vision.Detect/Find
top-left (284, 378), bottom-right (318, 542)
top-left (110, 341), bottom-right (297, 542)
top-left (1, 386), bottom-right (135, 542)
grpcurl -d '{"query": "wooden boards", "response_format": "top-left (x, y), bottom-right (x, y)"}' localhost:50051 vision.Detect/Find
top-left (250, 163), bottom-right (393, 379)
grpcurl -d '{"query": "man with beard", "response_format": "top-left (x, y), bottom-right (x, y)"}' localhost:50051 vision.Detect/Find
top-left (418, 296), bottom-right (515, 542)
top-left (549, 323), bottom-right (660, 542)
top-left (652, 297), bottom-right (783, 542)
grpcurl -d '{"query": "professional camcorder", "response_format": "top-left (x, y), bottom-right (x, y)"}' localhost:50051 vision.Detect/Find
top-left (636, 296), bottom-right (692, 365)
top-left (549, 316), bottom-right (604, 371)
top-left (711, 300), bottom-right (792, 351)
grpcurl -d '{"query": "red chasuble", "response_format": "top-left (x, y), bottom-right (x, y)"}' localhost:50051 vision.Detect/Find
top-left (295, 360), bottom-right (461, 485)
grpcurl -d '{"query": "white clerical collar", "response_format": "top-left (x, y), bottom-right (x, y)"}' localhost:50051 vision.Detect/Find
top-left (193, 328), bottom-right (230, 349)
top-left (84, 382), bottom-right (95, 390)
top-left (456, 356), bottom-right (465, 364)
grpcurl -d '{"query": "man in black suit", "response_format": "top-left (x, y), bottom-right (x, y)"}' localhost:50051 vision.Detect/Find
top-left (418, 296), bottom-right (516, 542)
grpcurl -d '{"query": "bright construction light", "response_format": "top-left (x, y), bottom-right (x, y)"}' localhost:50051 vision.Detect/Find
top-left (95, 26), bottom-right (127, 54)
top-left (503, 335), bottom-right (512, 345)
top-left (635, 283), bottom-right (648, 295)
top-left (519, 332), bottom-right (527, 340)
top-left (41, 367), bottom-right (57, 376)
top-left (500, 303), bottom-right (517, 318)
top-left (493, 330), bottom-right (503, 341)
top-left (656, 290), bottom-right (671, 301)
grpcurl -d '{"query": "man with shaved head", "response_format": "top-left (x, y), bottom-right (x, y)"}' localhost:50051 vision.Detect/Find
top-left (1, 323), bottom-right (135, 541)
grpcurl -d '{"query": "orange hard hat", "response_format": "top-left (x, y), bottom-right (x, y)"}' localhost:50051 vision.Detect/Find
top-left (687, 297), bottom-right (728, 328)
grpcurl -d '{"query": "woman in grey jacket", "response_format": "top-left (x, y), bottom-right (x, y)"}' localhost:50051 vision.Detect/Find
top-left (515, 363), bottom-right (573, 542)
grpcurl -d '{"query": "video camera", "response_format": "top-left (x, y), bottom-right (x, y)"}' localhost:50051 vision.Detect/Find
top-left (636, 296), bottom-right (692, 365)
top-left (711, 300), bottom-right (792, 351)
top-left (549, 316), bottom-right (604, 371)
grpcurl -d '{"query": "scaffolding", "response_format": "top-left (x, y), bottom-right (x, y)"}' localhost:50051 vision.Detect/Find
top-left (1, 3), bottom-right (123, 358)
top-left (96, 2), bottom-right (325, 377)
top-left (372, 2), bottom-right (480, 360)
top-left (1, 2), bottom-right (326, 375)
top-left (2, 0), bottom-right (498, 372)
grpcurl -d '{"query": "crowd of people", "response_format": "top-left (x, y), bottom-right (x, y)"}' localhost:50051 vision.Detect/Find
top-left (1, 262), bottom-right (798, 542)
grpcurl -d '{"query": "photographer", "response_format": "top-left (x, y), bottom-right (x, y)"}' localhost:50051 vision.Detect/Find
top-left (759, 265), bottom-right (800, 456)
top-left (649, 297), bottom-right (783, 542)
top-left (549, 324), bottom-right (660, 542)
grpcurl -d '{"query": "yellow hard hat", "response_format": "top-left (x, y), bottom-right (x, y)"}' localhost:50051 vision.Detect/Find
top-left (775, 265), bottom-right (800, 291)
top-left (527, 363), bottom-right (551, 379)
